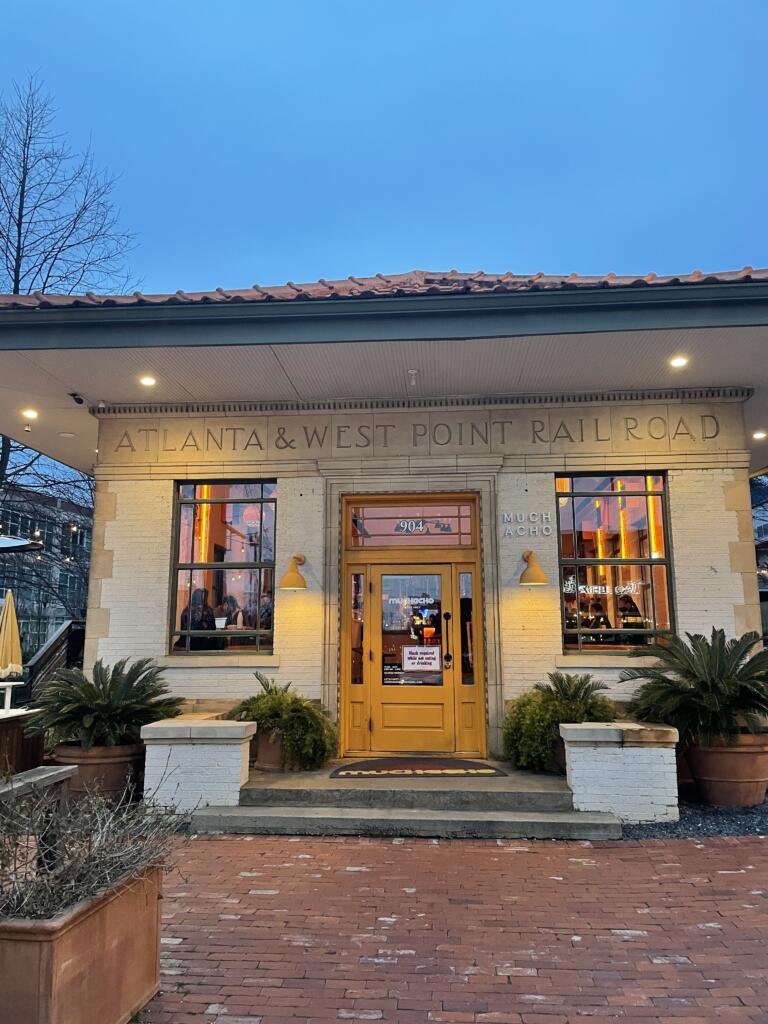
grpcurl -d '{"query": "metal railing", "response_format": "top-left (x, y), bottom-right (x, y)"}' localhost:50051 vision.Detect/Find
top-left (13, 619), bottom-right (85, 707)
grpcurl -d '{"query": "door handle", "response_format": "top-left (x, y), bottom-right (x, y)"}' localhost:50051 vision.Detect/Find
top-left (442, 611), bottom-right (453, 667)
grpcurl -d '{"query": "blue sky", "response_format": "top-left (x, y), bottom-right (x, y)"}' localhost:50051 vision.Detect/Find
top-left (4, 0), bottom-right (767, 293)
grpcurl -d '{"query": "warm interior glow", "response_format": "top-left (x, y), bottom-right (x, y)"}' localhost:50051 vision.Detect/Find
top-left (646, 476), bottom-right (663, 557)
top-left (753, 430), bottom-right (767, 441)
top-left (593, 499), bottom-right (605, 560)
top-left (669, 355), bottom-right (689, 368)
top-left (139, 375), bottom-right (157, 386)
top-left (21, 408), bottom-right (38, 419)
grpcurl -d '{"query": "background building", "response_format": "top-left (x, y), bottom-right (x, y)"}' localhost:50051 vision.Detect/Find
top-left (0, 485), bottom-right (92, 654)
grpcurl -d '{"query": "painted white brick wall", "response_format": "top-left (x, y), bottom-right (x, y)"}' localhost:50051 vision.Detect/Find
top-left (668, 468), bottom-right (744, 636)
top-left (565, 744), bottom-right (679, 822)
top-left (496, 472), bottom-right (562, 699)
top-left (97, 479), bottom-right (174, 662)
top-left (144, 740), bottom-right (250, 810)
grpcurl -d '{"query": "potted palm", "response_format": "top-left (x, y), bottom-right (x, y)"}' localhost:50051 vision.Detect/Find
top-left (227, 672), bottom-right (337, 771)
top-left (503, 671), bottom-right (615, 772)
top-left (25, 659), bottom-right (184, 796)
top-left (623, 629), bottom-right (768, 806)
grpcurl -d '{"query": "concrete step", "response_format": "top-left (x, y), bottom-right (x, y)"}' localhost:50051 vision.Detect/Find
top-left (239, 784), bottom-right (573, 812)
top-left (192, 804), bottom-right (621, 840)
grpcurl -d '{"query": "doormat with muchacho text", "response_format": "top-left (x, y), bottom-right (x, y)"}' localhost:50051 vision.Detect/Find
top-left (330, 758), bottom-right (508, 778)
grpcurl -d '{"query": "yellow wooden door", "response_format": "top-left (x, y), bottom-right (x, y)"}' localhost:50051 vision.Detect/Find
top-left (370, 565), bottom-right (456, 752)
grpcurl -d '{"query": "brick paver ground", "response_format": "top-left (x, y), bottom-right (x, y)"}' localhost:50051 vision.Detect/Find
top-left (144, 835), bottom-right (768, 1024)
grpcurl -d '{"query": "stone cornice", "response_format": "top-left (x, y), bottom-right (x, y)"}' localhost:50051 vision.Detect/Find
top-left (92, 385), bottom-right (753, 418)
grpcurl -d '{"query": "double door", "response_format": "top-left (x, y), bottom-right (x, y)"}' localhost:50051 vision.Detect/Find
top-left (344, 562), bottom-right (484, 754)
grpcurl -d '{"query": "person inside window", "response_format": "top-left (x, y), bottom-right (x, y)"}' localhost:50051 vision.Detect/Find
top-left (584, 600), bottom-right (612, 643)
top-left (563, 594), bottom-right (579, 630)
top-left (617, 594), bottom-right (645, 645)
top-left (222, 594), bottom-right (245, 628)
top-left (180, 587), bottom-right (216, 649)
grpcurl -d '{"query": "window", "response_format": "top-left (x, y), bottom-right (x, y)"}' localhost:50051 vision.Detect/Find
top-left (170, 481), bottom-right (276, 653)
top-left (555, 474), bottom-right (673, 651)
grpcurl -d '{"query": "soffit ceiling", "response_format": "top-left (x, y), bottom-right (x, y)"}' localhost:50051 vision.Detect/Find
top-left (1, 324), bottom-right (767, 473)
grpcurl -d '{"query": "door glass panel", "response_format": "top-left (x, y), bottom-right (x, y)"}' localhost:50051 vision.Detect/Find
top-left (381, 573), bottom-right (443, 685)
top-left (351, 573), bottom-right (365, 685)
top-left (459, 572), bottom-right (474, 685)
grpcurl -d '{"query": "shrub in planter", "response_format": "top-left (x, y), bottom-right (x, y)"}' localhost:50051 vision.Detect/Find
top-left (25, 658), bottom-right (184, 796)
top-left (503, 672), bottom-right (615, 772)
top-left (227, 672), bottom-right (337, 770)
top-left (623, 628), bottom-right (768, 806)
top-left (0, 780), bottom-right (181, 1024)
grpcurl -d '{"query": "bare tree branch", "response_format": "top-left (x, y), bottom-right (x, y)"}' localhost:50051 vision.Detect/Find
top-left (0, 74), bottom-right (135, 296)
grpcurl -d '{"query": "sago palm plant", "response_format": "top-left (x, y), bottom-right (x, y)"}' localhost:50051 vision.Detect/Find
top-left (623, 628), bottom-right (768, 747)
top-left (26, 658), bottom-right (184, 749)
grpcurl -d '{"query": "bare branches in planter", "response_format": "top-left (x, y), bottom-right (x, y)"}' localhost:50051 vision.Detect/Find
top-left (25, 658), bottom-right (184, 795)
top-left (0, 779), bottom-right (183, 1024)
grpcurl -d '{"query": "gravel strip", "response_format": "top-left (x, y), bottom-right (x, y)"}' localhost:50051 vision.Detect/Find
top-left (623, 797), bottom-right (768, 839)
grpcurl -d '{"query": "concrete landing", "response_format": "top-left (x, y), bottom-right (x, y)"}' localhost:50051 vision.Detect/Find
top-left (190, 804), bottom-right (621, 839)
top-left (189, 761), bottom-right (620, 839)
top-left (240, 762), bottom-right (573, 812)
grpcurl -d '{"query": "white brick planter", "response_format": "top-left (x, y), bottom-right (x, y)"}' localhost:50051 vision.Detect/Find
top-left (141, 716), bottom-right (256, 811)
top-left (560, 721), bottom-right (679, 823)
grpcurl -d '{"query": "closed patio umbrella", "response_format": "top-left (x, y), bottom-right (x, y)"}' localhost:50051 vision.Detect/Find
top-left (0, 590), bottom-right (23, 710)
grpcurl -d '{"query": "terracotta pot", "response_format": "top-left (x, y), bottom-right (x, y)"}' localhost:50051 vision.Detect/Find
top-left (687, 733), bottom-right (768, 807)
top-left (252, 731), bottom-right (284, 772)
top-left (0, 865), bottom-right (161, 1024)
top-left (53, 743), bottom-right (144, 798)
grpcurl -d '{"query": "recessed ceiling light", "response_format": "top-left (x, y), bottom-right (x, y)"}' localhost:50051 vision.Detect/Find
top-left (58, 431), bottom-right (77, 438)
top-left (139, 375), bottom-right (156, 387)
top-left (21, 408), bottom-right (38, 419)
top-left (753, 430), bottom-right (767, 441)
top-left (669, 356), bottom-right (689, 368)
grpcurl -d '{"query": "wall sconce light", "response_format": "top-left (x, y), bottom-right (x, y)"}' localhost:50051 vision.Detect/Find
top-left (519, 549), bottom-right (548, 586)
top-left (279, 553), bottom-right (307, 590)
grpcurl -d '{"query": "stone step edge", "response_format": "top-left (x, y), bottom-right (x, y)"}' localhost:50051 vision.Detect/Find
top-left (191, 804), bottom-right (621, 839)
top-left (238, 789), bottom-right (574, 810)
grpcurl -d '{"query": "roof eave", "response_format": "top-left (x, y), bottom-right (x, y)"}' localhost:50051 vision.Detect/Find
top-left (2, 280), bottom-right (768, 349)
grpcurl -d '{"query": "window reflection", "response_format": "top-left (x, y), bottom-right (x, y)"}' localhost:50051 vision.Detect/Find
top-left (556, 474), bottom-right (672, 651)
top-left (351, 573), bottom-right (365, 685)
top-left (172, 481), bottom-right (276, 653)
top-left (459, 571), bottom-right (474, 685)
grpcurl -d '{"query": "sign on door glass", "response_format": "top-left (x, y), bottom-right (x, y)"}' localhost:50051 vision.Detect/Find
top-left (381, 574), bottom-right (443, 686)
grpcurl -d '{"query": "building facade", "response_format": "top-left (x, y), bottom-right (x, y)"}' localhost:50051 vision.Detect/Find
top-left (1, 269), bottom-right (766, 757)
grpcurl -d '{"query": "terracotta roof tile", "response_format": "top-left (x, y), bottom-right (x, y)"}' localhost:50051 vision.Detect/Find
top-left (0, 267), bottom-right (766, 312)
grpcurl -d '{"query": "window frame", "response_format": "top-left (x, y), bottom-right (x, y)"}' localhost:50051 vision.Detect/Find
top-left (555, 473), bottom-right (676, 653)
top-left (168, 480), bottom-right (277, 655)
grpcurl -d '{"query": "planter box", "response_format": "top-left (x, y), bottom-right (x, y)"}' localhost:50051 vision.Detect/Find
top-left (0, 866), bottom-right (162, 1024)
top-left (0, 709), bottom-right (43, 775)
